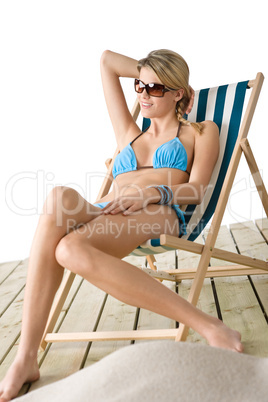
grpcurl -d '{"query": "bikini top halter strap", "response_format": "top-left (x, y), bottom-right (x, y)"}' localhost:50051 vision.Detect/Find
top-left (131, 122), bottom-right (181, 146)
top-left (131, 123), bottom-right (185, 171)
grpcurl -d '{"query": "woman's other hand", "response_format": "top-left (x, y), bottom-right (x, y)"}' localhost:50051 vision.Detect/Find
top-left (100, 187), bottom-right (161, 216)
top-left (185, 86), bottom-right (195, 115)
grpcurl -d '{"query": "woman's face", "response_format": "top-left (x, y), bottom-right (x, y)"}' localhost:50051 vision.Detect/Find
top-left (137, 67), bottom-right (182, 120)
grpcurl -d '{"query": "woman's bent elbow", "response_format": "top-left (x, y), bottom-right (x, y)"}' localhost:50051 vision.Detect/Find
top-left (100, 50), bottom-right (113, 68)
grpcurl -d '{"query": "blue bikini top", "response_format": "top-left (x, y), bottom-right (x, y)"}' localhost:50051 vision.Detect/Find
top-left (112, 123), bottom-right (190, 179)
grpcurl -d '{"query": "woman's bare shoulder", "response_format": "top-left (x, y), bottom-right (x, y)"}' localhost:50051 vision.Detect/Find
top-left (193, 120), bottom-right (219, 153)
top-left (191, 120), bottom-right (219, 181)
top-left (201, 120), bottom-right (219, 136)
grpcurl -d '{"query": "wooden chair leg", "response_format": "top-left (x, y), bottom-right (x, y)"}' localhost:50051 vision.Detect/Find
top-left (240, 138), bottom-right (268, 217)
top-left (175, 322), bottom-right (189, 342)
top-left (146, 255), bottom-right (157, 271)
top-left (40, 270), bottom-right (76, 350)
top-left (175, 244), bottom-right (213, 342)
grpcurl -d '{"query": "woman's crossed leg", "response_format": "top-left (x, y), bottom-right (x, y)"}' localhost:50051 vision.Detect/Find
top-left (0, 187), bottom-right (242, 402)
top-left (55, 206), bottom-right (243, 353)
top-left (0, 187), bottom-right (102, 401)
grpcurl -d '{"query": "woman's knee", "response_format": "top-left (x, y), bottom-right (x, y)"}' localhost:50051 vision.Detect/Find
top-left (55, 235), bottom-right (69, 268)
top-left (43, 186), bottom-right (85, 226)
top-left (55, 234), bottom-right (97, 276)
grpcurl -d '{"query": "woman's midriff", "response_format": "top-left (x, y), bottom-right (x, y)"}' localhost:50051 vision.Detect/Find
top-left (95, 168), bottom-right (189, 203)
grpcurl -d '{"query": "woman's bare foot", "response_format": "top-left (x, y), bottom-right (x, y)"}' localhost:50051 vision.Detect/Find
top-left (203, 318), bottom-right (243, 352)
top-left (0, 356), bottom-right (40, 401)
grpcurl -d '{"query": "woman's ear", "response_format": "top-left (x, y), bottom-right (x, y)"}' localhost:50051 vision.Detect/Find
top-left (174, 88), bottom-right (184, 102)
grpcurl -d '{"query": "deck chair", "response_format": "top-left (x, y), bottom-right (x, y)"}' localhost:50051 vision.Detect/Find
top-left (40, 72), bottom-right (267, 350)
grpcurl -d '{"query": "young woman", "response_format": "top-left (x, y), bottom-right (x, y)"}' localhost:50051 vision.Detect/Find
top-left (0, 49), bottom-right (243, 401)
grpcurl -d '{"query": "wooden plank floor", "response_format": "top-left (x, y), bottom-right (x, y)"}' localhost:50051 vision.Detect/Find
top-left (0, 218), bottom-right (268, 397)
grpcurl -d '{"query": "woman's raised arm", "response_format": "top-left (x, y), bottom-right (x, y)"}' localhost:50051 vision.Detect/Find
top-left (100, 50), bottom-right (140, 148)
top-left (172, 121), bottom-right (220, 205)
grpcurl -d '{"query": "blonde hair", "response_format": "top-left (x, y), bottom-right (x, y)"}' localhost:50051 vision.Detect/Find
top-left (138, 49), bottom-right (203, 134)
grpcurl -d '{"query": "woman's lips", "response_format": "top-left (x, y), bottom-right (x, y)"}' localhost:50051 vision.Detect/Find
top-left (141, 102), bottom-right (152, 109)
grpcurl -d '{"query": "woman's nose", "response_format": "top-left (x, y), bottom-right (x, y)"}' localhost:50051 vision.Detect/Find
top-left (141, 88), bottom-right (150, 99)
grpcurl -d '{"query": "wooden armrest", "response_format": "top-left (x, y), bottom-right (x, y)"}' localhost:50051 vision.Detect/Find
top-left (105, 158), bottom-right (112, 169)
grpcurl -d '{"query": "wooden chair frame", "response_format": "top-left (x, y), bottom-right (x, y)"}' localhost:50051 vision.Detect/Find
top-left (40, 72), bottom-right (267, 350)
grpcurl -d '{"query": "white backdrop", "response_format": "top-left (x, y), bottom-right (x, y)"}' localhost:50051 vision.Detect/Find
top-left (1, 0), bottom-right (267, 262)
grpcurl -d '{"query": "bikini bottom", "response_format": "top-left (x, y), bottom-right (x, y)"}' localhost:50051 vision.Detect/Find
top-left (94, 202), bottom-right (186, 237)
top-left (93, 202), bottom-right (110, 209)
top-left (171, 204), bottom-right (186, 237)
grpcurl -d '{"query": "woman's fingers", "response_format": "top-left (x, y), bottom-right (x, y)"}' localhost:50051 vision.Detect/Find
top-left (100, 192), bottom-right (148, 215)
top-left (185, 86), bottom-right (195, 114)
top-left (101, 200), bottom-right (129, 215)
top-left (101, 199), bottom-right (142, 215)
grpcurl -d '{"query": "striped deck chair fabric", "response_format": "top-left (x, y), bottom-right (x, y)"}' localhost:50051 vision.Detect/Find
top-left (131, 80), bottom-right (249, 256)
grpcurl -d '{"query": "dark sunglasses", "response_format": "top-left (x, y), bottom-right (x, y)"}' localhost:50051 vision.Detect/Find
top-left (134, 78), bottom-right (175, 98)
